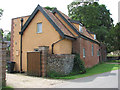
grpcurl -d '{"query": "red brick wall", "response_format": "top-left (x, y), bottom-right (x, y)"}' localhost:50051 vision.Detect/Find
top-left (72, 38), bottom-right (80, 54)
top-left (10, 19), bottom-right (14, 61)
top-left (73, 38), bottom-right (100, 68)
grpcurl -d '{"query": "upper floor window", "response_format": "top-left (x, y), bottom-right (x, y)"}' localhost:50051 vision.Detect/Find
top-left (79, 25), bottom-right (82, 32)
top-left (83, 48), bottom-right (85, 58)
top-left (37, 23), bottom-right (42, 33)
top-left (94, 34), bottom-right (96, 40)
top-left (92, 45), bottom-right (94, 56)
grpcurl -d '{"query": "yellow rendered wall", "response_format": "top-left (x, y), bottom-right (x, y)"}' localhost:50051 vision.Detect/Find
top-left (54, 13), bottom-right (78, 37)
top-left (22, 11), bottom-right (72, 71)
top-left (54, 38), bottom-right (72, 54)
top-left (12, 16), bottom-right (29, 71)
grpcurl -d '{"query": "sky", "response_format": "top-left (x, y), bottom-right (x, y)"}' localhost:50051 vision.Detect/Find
top-left (0, 0), bottom-right (119, 33)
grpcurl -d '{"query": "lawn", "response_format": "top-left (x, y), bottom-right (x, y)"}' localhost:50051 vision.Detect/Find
top-left (2, 86), bottom-right (13, 90)
top-left (107, 60), bottom-right (120, 63)
top-left (49, 63), bottom-right (120, 79)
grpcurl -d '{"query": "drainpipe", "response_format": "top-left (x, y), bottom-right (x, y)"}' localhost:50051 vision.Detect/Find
top-left (52, 38), bottom-right (64, 54)
top-left (20, 18), bottom-right (23, 73)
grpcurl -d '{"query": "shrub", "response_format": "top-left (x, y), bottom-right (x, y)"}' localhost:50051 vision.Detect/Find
top-left (73, 54), bottom-right (86, 74)
top-left (47, 71), bottom-right (65, 78)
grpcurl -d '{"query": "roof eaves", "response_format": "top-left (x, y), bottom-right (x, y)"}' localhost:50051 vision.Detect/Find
top-left (86, 30), bottom-right (95, 34)
top-left (64, 35), bottom-right (76, 40)
top-left (69, 19), bottom-right (83, 26)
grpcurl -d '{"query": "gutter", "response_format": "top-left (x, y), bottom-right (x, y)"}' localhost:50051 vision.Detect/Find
top-left (52, 38), bottom-right (64, 54)
top-left (19, 18), bottom-right (23, 73)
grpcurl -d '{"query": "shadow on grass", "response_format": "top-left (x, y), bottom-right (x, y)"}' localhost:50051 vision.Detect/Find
top-left (49, 63), bottom-right (119, 80)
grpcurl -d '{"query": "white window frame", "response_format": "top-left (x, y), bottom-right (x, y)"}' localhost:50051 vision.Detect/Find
top-left (37, 23), bottom-right (42, 33)
top-left (92, 45), bottom-right (94, 56)
top-left (79, 25), bottom-right (82, 32)
top-left (83, 48), bottom-right (85, 58)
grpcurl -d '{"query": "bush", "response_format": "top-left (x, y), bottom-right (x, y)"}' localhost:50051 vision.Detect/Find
top-left (47, 71), bottom-right (65, 78)
top-left (73, 54), bottom-right (86, 74)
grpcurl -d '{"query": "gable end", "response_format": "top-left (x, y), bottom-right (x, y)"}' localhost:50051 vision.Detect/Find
top-left (21, 5), bottom-right (75, 40)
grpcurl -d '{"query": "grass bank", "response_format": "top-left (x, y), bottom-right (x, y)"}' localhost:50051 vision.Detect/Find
top-left (48, 63), bottom-right (120, 79)
top-left (2, 86), bottom-right (13, 90)
top-left (106, 60), bottom-right (120, 63)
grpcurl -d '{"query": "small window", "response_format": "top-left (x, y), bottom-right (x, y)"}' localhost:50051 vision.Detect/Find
top-left (97, 50), bottom-right (100, 56)
top-left (37, 23), bottom-right (42, 33)
top-left (92, 45), bottom-right (94, 56)
top-left (79, 25), bottom-right (82, 32)
top-left (94, 34), bottom-right (96, 39)
top-left (83, 48), bottom-right (85, 58)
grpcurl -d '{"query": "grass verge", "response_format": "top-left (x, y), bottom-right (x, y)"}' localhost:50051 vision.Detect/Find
top-left (2, 86), bottom-right (13, 90)
top-left (106, 60), bottom-right (120, 63)
top-left (48, 63), bottom-right (120, 79)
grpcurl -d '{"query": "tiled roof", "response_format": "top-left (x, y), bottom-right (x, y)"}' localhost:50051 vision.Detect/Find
top-left (56, 10), bottom-right (99, 43)
top-left (43, 8), bottom-right (75, 38)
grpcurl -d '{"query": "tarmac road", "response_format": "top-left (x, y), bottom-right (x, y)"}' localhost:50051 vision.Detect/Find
top-left (54, 70), bottom-right (119, 88)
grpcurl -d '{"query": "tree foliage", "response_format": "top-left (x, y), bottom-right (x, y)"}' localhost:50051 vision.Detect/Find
top-left (0, 9), bottom-right (3, 19)
top-left (107, 23), bottom-right (120, 52)
top-left (6, 32), bottom-right (11, 41)
top-left (68, 2), bottom-right (113, 42)
top-left (68, 2), bottom-right (115, 52)
top-left (44, 6), bottom-right (56, 12)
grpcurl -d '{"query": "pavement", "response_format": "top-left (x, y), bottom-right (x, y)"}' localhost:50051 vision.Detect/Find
top-left (54, 70), bottom-right (119, 88)
top-left (6, 70), bottom-right (119, 88)
top-left (6, 73), bottom-right (65, 88)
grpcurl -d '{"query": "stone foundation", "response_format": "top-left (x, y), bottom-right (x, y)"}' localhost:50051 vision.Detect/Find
top-left (47, 54), bottom-right (75, 75)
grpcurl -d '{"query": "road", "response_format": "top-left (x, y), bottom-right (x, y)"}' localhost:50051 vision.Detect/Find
top-left (6, 70), bottom-right (119, 88)
top-left (54, 70), bottom-right (119, 88)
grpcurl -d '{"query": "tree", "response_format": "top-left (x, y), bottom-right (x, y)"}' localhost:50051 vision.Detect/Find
top-left (108, 23), bottom-right (120, 52)
top-left (67, 2), bottom-right (113, 43)
top-left (6, 32), bottom-right (11, 41)
top-left (0, 9), bottom-right (3, 19)
top-left (44, 6), bottom-right (56, 12)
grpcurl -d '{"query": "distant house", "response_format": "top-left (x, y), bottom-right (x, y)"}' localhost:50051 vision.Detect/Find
top-left (11, 4), bottom-right (103, 72)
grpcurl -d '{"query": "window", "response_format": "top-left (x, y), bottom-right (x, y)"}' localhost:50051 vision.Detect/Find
top-left (37, 23), bottom-right (42, 33)
top-left (92, 45), bottom-right (94, 56)
top-left (83, 48), bottom-right (85, 58)
top-left (79, 25), bottom-right (82, 32)
top-left (94, 34), bottom-right (96, 39)
top-left (97, 50), bottom-right (100, 56)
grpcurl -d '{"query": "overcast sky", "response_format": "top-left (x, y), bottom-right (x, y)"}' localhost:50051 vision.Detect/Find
top-left (0, 0), bottom-right (119, 32)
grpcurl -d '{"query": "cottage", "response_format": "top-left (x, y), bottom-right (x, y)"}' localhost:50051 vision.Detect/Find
top-left (11, 4), bottom-right (101, 72)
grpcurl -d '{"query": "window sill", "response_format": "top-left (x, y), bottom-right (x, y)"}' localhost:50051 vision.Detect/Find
top-left (36, 32), bottom-right (42, 34)
top-left (83, 56), bottom-right (85, 58)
